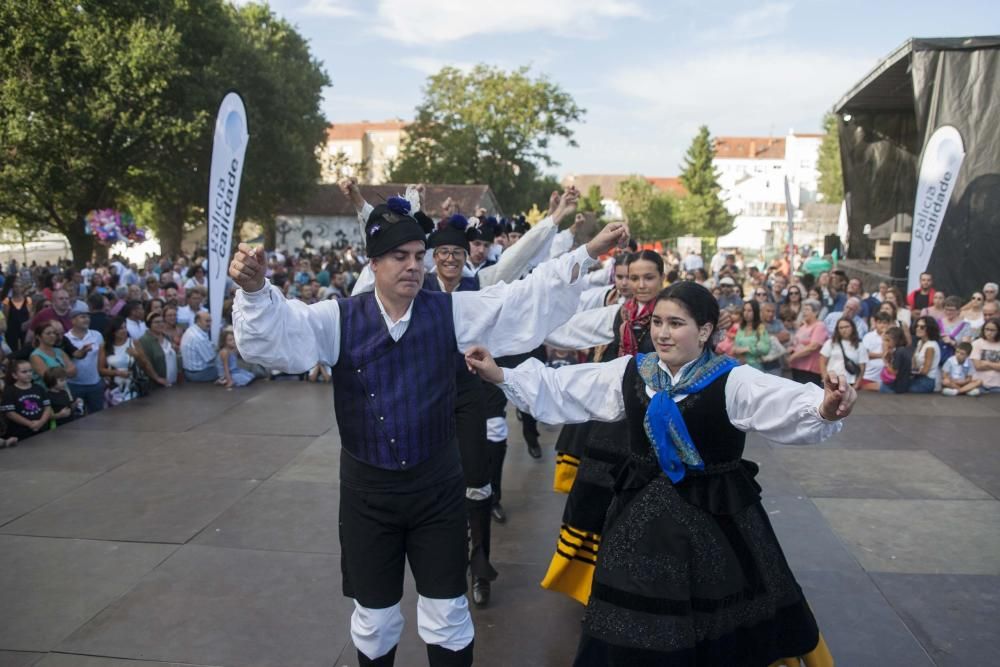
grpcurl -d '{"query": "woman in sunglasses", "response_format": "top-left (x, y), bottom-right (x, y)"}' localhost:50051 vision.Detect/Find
top-left (910, 316), bottom-right (942, 393)
top-left (961, 292), bottom-right (986, 338)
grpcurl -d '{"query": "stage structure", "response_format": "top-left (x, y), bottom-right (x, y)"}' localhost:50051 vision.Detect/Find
top-left (834, 36), bottom-right (1000, 297)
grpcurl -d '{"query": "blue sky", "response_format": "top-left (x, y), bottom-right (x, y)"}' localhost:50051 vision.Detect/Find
top-left (241, 0), bottom-right (999, 178)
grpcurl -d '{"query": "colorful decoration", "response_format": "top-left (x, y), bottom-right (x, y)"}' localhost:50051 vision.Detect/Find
top-left (83, 209), bottom-right (147, 246)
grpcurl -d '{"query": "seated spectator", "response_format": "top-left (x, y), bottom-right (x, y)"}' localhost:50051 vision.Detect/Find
top-left (938, 295), bottom-right (972, 365)
top-left (137, 312), bottom-right (174, 389)
top-left (806, 287), bottom-right (828, 321)
top-left (910, 316), bottom-right (942, 393)
top-left (860, 312), bottom-right (892, 391)
top-left (880, 326), bottom-right (912, 393)
top-left (1, 358), bottom-right (52, 443)
top-left (823, 297), bottom-right (869, 337)
top-left (877, 300), bottom-right (912, 347)
top-left (970, 318), bottom-right (1000, 393)
top-left (885, 287), bottom-right (912, 329)
top-left (787, 299), bottom-right (828, 386)
top-left (43, 367), bottom-right (81, 425)
top-left (180, 312), bottom-right (218, 382)
top-left (921, 291), bottom-right (946, 321)
top-left (64, 304), bottom-right (105, 414)
top-left (99, 316), bottom-right (155, 405)
top-left (216, 330), bottom-right (255, 388)
top-left (941, 342), bottom-right (982, 396)
top-left (184, 265), bottom-right (207, 291)
top-left (29, 320), bottom-right (76, 385)
top-left (732, 301), bottom-right (771, 370)
top-left (820, 317), bottom-right (865, 390)
top-left (961, 291), bottom-right (985, 337)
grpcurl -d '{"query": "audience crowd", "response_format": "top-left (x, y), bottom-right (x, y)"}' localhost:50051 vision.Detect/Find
top-left (0, 241), bottom-right (995, 449)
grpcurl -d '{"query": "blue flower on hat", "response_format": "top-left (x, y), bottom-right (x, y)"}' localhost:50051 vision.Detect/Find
top-left (448, 214), bottom-right (469, 230)
top-left (386, 196), bottom-right (411, 216)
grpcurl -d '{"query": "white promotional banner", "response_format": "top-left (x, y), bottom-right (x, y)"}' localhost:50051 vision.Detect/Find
top-left (907, 125), bottom-right (965, 294)
top-left (207, 92), bottom-right (249, 344)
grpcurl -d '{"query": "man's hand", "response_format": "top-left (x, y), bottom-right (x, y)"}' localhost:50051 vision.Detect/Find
top-left (230, 243), bottom-right (266, 293)
top-left (442, 196), bottom-right (458, 218)
top-left (546, 191), bottom-right (561, 217)
top-left (819, 371), bottom-right (857, 421)
top-left (464, 346), bottom-right (505, 384)
top-left (585, 222), bottom-right (630, 259)
top-left (338, 177), bottom-right (365, 210)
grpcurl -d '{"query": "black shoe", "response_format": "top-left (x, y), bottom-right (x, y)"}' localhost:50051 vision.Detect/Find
top-left (491, 502), bottom-right (506, 524)
top-left (526, 435), bottom-right (542, 459)
top-left (472, 577), bottom-right (491, 607)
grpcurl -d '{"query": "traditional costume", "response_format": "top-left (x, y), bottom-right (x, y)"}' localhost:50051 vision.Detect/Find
top-left (233, 198), bottom-right (597, 666)
top-left (496, 350), bottom-right (841, 666)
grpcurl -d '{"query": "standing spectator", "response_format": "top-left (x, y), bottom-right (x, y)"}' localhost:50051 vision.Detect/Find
top-left (716, 277), bottom-right (742, 310)
top-left (907, 272), bottom-right (936, 311)
top-left (2, 279), bottom-right (32, 352)
top-left (108, 286), bottom-right (128, 316)
top-left (806, 287), bottom-right (828, 320)
top-left (783, 285), bottom-right (803, 320)
top-left (1, 359), bottom-right (52, 443)
top-left (910, 316), bottom-right (942, 393)
top-left (176, 288), bottom-right (207, 328)
top-left (732, 301), bottom-right (771, 370)
top-left (27, 288), bottom-right (73, 344)
top-left (184, 265), bottom-right (207, 291)
top-left (180, 312), bottom-right (218, 382)
top-left (137, 312), bottom-right (174, 389)
top-left (124, 301), bottom-right (147, 340)
top-left (43, 367), bottom-right (80, 426)
top-left (142, 276), bottom-right (161, 302)
top-left (87, 293), bottom-right (109, 338)
top-left (970, 318), bottom-right (1000, 393)
top-left (860, 312), bottom-right (893, 391)
top-left (682, 249), bottom-right (703, 272)
top-left (752, 286), bottom-right (770, 305)
top-left (788, 299), bottom-right (828, 385)
top-left (938, 295), bottom-right (972, 364)
top-left (880, 326), bottom-right (912, 393)
top-left (64, 305), bottom-right (105, 414)
top-left (820, 318), bottom-right (865, 390)
top-left (714, 306), bottom-right (741, 356)
top-left (29, 321), bottom-right (76, 385)
top-left (941, 342), bottom-right (982, 396)
top-left (216, 330), bottom-right (255, 388)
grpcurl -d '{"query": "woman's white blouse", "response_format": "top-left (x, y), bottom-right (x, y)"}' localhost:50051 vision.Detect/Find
top-left (498, 356), bottom-right (843, 446)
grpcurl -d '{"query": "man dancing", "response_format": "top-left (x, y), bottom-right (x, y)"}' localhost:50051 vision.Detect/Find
top-left (231, 196), bottom-right (627, 666)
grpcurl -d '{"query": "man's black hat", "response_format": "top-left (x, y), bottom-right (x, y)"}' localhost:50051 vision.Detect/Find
top-left (467, 216), bottom-right (500, 244)
top-left (509, 215), bottom-right (531, 235)
top-left (365, 197), bottom-right (427, 257)
top-left (428, 215), bottom-right (471, 253)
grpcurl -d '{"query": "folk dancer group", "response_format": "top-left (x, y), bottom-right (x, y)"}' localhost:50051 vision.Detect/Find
top-left (231, 185), bottom-right (856, 666)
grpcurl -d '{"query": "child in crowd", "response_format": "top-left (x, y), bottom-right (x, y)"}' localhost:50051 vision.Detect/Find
top-left (879, 326), bottom-right (912, 394)
top-left (941, 342), bottom-right (983, 396)
top-left (860, 312), bottom-right (892, 391)
top-left (1, 358), bottom-right (52, 443)
top-left (216, 330), bottom-right (255, 389)
top-left (43, 367), bottom-right (82, 425)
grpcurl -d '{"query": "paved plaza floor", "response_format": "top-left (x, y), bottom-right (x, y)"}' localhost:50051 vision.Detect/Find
top-left (0, 381), bottom-right (997, 666)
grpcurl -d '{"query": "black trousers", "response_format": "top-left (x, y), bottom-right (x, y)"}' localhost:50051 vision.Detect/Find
top-left (340, 474), bottom-right (468, 608)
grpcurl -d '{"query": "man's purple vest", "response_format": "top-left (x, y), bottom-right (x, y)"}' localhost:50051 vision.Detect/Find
top-left (331, 290), bottom-right (457, 470)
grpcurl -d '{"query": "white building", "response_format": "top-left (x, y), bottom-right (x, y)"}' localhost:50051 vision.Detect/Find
top-left (318, 120), bottom-right (407, 184)
top-left (713, 132), bottom-right (822, 250)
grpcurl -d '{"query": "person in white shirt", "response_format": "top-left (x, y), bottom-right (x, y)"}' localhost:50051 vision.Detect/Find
top-left (465, 281), bottom-right (854, 666)
top-left (820, 317), bottom-right (866, 390)
top-left (860, 312), bottom-right (892, 390)
top-left (180, 311), bottom-right (218, 382)
top-left (823, 297), bottom-right (869, 337)
top-left (910, 316), bottom-right (943, 393)
top-left (682, 249), bottom-right (704, 272)
top-left (64, 305), bottom-right (106, 413)
top-left (176, 288), bottom-right (208, 328)
top-left (124, 301), bottom-right (147, 340)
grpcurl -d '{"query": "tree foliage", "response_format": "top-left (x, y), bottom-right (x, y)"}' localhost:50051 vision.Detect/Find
top-left (677, 126), bottom-right (734, 238)
top-left (817, 113), bottom-right (844, 203)
top-left (389, 64), bottom-right (584, 214)
top-left (618, 176), bottom-right (680, 241)
top-left (0, 0), bottom-right (329, 263)
top-left (578, 184), bottom-right (604, 221)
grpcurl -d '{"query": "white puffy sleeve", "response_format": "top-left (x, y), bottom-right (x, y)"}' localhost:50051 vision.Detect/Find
top-left (724, 365), bottom-right (842, 444)
top-left (233, 281), bottom-right (341, 373)
top-left (452, 245), bottom-right (595, 356)
top-left (477, 215), bottom-right (558, 287)
top-left (544, 304), bottom-right (618, 350)
top-left (499, 356), bottom-right (630, 424)
top-left (578, 285), bottom-right (613, 312)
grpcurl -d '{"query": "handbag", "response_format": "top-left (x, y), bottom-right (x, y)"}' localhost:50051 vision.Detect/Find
top-left (838, 340), bottom-right (861, 376)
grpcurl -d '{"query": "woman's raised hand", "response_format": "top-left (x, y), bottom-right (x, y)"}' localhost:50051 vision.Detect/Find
top-left (464, 346), bottom-right (504, 384)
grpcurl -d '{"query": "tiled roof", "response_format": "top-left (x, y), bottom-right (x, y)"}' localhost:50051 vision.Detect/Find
top-left (561, 174), bottom-right (686, 198)
top-left (714, 136), bottom-right (786, 160)
top-left (646, 177), bottom-right (687, 196)
top-left (326, 120), bottom-right (408, 141)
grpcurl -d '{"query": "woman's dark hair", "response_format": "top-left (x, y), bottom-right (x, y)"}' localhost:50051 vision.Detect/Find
top-left (884, 326), bottom-right (906, 349)
top-left (43, 366), bottom-right (67, 388)
top-left (666, 269), bottom-right (680, 284)
top-left (104, 316), bottom-right (128, 354)
top-left (694, 268), bottom-right (708, 281)
top-left (613, 252), bottom-right (633, 268)
top-left (879, 301), bottom-right (898, 318)
top-left (915, 316), bottom-right (941, 342)
top-left (943, 295), bottom-right (963, 310)
top-left (187, 265), bottom-right (205, 278)
top-left (981, 317), bottom-right (1000, 342)
top-left (832, 316), bottom-right (860, 346)
top-left (631, 250), bottom-right (665, 276)
top-left (125, 300), bottom-right (145, 319)
top-left (33, 319), bottom-right (58, 341)
top-left (742, 299), bottom-right (762, 331)
top-left (654, 282), bottom-right (720, 349)
top-left (799, 273), bottom-right (816, 291)
top-left (145, 311), bottom-right (164, 327)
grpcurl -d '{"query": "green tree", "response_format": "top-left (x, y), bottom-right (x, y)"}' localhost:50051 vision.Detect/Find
top-left (390, 64), bottom-right (584, 214)
top-left (0, 0), bottom-right (329, 263)
top-left (817, 113), bottom-right (844, 203)
top-left (578, 185), bottom-right (604, 221)
top-left (617, 176), bottom-right (680, 241)
top-left (677, 126), bottom-right (734, 238)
